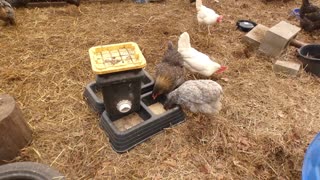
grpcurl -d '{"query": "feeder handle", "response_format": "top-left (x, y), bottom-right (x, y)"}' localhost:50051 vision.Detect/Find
top-left (290, 39), bottom-right (307, 48)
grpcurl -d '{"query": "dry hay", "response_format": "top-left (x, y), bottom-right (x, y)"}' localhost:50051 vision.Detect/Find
top-left (0, 0), bottom-right (320, 179)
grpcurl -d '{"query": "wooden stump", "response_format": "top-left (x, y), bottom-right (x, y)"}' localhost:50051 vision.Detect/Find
top-left (0, 94), bottom-right (32, 162)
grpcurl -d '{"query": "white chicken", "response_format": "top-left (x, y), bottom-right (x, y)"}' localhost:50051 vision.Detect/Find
top-left (164, 80), bottom-right (223, 115)
top-left (177, 32), bottom-right (227, 77)
top-left (196, 0), bottom-right (223, 35)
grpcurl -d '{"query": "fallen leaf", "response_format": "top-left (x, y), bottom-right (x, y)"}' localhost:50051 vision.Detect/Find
top-left (278, 111), bottom-right (285, 118)
top-left (216, 174), bottom-right (225, 180)
top-left (233, 160), bottom-right (240, 166)
top-left (71, 131), bottom-right (84, 137)
top-left (216, 163), bottom-right (224, 170)
top-left (163, 159), bottom-right (177, 167)
top-left (221, 77), bottom-right (229, 82)
top-left (239, 137), bottom-right (250, 147)
top-left (199, 164), bottom-right (211, 174)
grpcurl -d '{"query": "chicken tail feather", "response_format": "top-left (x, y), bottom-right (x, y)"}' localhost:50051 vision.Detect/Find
top-left (196, 0), bottom-right (202, 11)
top-left (178, 32), bottom-right (191, 49)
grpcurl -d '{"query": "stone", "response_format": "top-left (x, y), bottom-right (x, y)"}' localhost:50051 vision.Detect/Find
top-left (259, 21), bottom-right (301, 57)
top-left (273, 60), bottom-right (301, 76)
top-left (243, 24), bottom-right (269, 47)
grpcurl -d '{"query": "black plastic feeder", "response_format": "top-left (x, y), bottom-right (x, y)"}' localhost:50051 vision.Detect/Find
top-left (86, 42), bottom-right (185, 153)
top-left (83, 70), bottom-right (155, 114)
top-left (88, 42), bottom-right (148, 119)
top-left (100, 92), bottom-right (185, 153)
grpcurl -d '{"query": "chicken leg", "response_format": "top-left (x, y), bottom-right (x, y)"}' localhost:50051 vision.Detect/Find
top-left (78, 6), bottom-right (83, 14)
top-left (207, 25), bottom-right (212, 35)
top-left (198, 22), bottom-right (202, 32)
top-left (206, 25), bottom-right (211, 41)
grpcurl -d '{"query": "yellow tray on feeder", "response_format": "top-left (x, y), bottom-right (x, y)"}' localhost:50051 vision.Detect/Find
top-left (89, 42), bottom-right (147, 74)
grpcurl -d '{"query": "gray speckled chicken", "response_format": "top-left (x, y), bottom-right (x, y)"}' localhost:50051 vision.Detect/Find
top-left (152, 41), bottom-right (185, 99)
top-left (0, 0), bottom-right (15, 25)
top-left (164, 80), bottom-right (223, 115)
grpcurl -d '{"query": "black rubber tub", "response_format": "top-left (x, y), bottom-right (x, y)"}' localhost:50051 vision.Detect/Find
top-left (0, 162), bottom-right (65, 180)
top-left (298, 44), bottom-right (320, 77)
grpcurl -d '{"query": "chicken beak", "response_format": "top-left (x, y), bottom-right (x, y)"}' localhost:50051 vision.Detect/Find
top-left (216, 66), bottom-right (227, 74)
top-left (152, 93), bottom-right (158, 100)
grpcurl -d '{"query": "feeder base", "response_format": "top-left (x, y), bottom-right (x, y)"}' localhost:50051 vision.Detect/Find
top-left (100, 92), bottom-right (185, 153)
top-left (84, 70), bottom-right (185, 153)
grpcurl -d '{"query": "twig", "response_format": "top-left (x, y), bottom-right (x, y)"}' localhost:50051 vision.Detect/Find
top-left (50, 149), bottom-right (65, 166)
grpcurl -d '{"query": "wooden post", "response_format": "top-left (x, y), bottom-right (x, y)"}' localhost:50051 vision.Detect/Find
top-left (0, 94), bottom-right (32, 162)
top-left (290, 39), bottom-right (307, 48)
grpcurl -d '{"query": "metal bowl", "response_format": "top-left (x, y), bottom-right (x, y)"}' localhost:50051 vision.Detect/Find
top-left (236, 20), bottom-right (257, 32)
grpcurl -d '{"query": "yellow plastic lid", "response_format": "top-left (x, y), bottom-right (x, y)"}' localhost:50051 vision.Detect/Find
top-left (89, 42), bottom-right (147, 74)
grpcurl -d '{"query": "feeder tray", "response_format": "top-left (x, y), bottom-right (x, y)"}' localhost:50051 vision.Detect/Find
top-left (100, 92), bottom-right (185, 153)
top-left (83, 70), bottom-right (155, 114)
top-left (89, 42), bottom-right (147, 75)
top-left (83, 82), bottom-right (104, 114)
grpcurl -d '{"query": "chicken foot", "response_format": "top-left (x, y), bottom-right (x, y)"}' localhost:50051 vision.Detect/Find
top-left (198, 23), bottom-right (213, 35)
top-left (207, 25), bottom-right (211, 35)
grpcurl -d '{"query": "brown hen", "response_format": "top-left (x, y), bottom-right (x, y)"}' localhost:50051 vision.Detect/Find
top-left (152, 41), bottom-right (185, 99)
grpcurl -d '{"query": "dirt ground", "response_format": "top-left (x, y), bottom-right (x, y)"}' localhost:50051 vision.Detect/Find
top-left (0, 0), bottom-right (320, 179)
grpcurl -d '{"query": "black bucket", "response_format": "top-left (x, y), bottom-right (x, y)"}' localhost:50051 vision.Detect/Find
top-left (298, 44), bottom-right (320, 77)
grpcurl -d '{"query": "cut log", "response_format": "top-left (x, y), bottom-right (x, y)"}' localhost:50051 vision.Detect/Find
top-left (0, 94), bottom-right (32, 163)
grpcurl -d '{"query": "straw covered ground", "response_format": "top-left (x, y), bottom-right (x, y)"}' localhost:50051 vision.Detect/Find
top-left (0, 0), bottom-right (320, 179)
